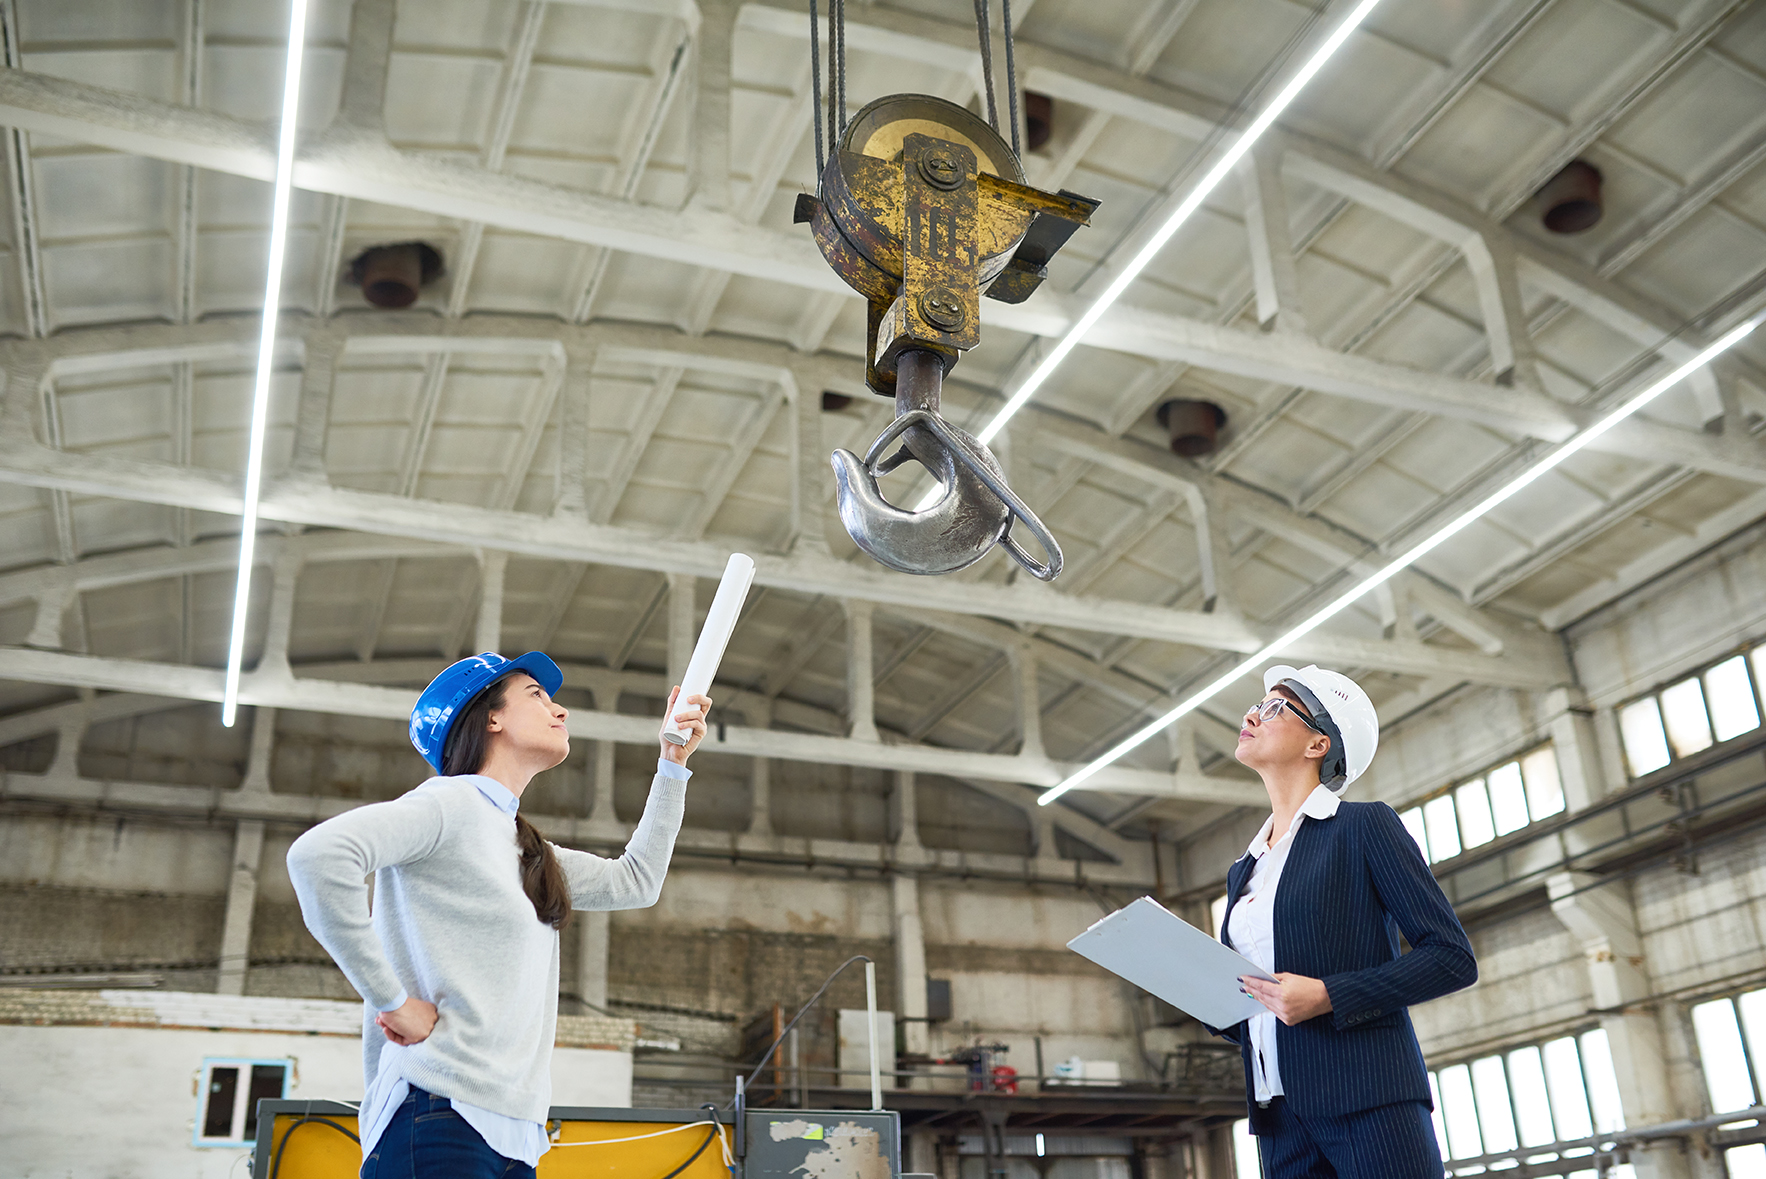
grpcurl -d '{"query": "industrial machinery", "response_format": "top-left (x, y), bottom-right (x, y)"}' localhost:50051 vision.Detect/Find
top-left (793, 3), bottom-right (1098, 580)
top-left (250, 961), bottom-right (908, 1179)
top-left (249, 1102), bottom-right (906, 1179)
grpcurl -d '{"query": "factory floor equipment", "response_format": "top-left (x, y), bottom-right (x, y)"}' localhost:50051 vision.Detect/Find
top-left (251, 1103), bottom-right (900, 1179)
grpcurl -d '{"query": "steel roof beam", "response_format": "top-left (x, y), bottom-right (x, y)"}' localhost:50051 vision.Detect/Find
top-left (0, 315), bottom-right (1566, 688)
top-left (0, 645), bottom-right (1249, 804)
top-left (0, 66), bottom-right (1754, 482)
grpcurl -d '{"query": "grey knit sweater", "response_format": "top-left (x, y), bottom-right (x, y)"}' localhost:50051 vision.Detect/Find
top-left (286, 773), bottom-right (685, 1122)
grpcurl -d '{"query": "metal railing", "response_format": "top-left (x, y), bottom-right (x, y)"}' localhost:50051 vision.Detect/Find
top-left (1432, 1105), bottom-right (1766, 1177)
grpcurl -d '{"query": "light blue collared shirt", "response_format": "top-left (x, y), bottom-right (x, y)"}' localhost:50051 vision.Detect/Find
top-left (361, 760), bottom-right (690, 1165)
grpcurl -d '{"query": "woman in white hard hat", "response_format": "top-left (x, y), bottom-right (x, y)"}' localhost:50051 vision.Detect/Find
top-left (1213, 664), bottom-right (1476, 1179)
top-left (288, 651), bottom-right (712, 1179)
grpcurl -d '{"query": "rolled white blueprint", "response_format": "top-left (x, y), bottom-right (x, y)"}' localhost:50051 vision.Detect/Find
top-left (661, 552), bottom-right (755, 746)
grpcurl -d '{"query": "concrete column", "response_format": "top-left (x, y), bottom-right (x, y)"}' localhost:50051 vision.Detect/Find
top-left (750, 756), bottom-right (773, 836)
top-left (666, 572), bottom-right (695, 687)
top-left (216, 819), bottom-right (265, 996)
top-left (0, 355), bottom-right (47, 444)
top-left (690, 0), bottom-right (733, 211)
top-left (475, 549), bottom-right (508, 655)
top-left (891, 874), bottom-right (928, 1056)
top-left (592, 738), bottom-right (617, 823)
top-left (553, 346), bottom-right (594, 518)
top-left (577, 909), bottom-right (611, 1010)
top-left (905, 1131), bottom-right (937, 1175)
top-left (1034, 807), bottom-right (1060, 861)
top-left (1549, 871), bottom-right (1687, 1179)
top-left (1208, 1125), bottom-right (1242, 1179)
top-left (1542, 686), bottom-right (1604, 810)
top-left (789, 382), bottom-right (830, 554)
top-left (1237, 144), bottom-right (1307, 337)
top-left (1185, 486), bottom-right (1237, 617)
top-left (290, 328), bottom-right (342, 478)
top-left (1012, 642), bottom-right (1045, 759)
top-left (844, 599), bottom-right (879, 741)
top-left (24, 575), bottom-right (74, 649)
top-left (891, 769), bottom-right (920, 849)
top-left (337, 0), bottom-right (395, 131)
top-left (1463, 232), bottom-right (1542, 390)
top-left (47, 695), bottom-right (89, 778)
top-left (242, 706), bottom-right (276, 792)
top-left (258, 547), bottom-right (302, 676)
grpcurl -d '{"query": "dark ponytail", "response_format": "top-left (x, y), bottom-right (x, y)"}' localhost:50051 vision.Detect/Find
top-left (441, 673), bottom-right (573, 931)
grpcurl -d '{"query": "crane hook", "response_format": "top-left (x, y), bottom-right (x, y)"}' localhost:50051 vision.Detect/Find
top-left (829, 351), bottom-right (1063, 580)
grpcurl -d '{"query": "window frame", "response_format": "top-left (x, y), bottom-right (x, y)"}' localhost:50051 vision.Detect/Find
top-left (1687, 983), bottom-right (1766, 1120)
top-left (1616, 642), bottom-right (1766, 782)
top-left (192, 1056), bottom-right (291, 1148)
top-left (1427, 1027), bottom-right (1624, 1166)
top-left (1398, 742), bottom-right (1559, 867)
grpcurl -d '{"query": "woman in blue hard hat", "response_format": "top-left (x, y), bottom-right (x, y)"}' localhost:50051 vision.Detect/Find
top-left (287, 650), bottom-right (711, 1179)
top-left (1213, 664), bottom-right (1476, 1179)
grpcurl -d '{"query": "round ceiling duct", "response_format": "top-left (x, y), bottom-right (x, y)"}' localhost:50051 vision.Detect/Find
top-left (1536, 161), bottom-right (1604, 234)
top-left (1156, 399), bottom-right (1228, 458)
top-left (349, 242), bottom-right (445, 309)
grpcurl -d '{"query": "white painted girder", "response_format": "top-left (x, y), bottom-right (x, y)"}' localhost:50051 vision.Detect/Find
top-left (0, 65), bottom-right (1754, 481)
top-left (0, 770), bottom-right (1157, 887)
top-left (0, 646), bottom-right (1255, 804)
top-left (0, 438), bottom-right (1565, 688)
top-left (0, 314), bottom-right (1564, 687)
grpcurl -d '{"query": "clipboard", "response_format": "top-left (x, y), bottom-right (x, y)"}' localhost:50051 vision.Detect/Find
top-left (1067, 895), bottom-right (1274, 1028)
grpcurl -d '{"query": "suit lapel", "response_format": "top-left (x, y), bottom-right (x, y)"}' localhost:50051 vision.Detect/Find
top-left (1219, 854), bottom-right (1255, 949)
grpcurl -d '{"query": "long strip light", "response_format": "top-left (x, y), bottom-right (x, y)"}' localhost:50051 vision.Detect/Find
top-left (1040, 313), bottom-right (1764, 805)
top-left (909, 0), bottom-right (1386, 513)
top-left (221, 0), bottom-right (311, 728)
top-left (973, 0), bottom-right (1386, 449)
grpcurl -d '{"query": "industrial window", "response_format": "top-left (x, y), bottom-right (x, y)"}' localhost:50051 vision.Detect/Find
top-left (1617, 648), bottom-right (1766, 779)
top-left (1688, 985), bottom-right (1766, 1177)
top-left (1427, 1028), bottom-right (1629, 1173)
top-left (1398, 744), bottom-right (1563, 865)
top-left (193, 1058), bottom-right (290, 1148)
top-left (1231, 1118), bottom-right (1258, 1179)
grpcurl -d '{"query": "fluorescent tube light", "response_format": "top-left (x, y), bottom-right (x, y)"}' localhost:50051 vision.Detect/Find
top-left (1039, 314), bottom-right (1764, 805)
top-left (910, 0), bottom-right (1385, 512)
top-left (978, 0), bottom-right (1385, 447)
top-left (222, 0), bottom-right (311, 728)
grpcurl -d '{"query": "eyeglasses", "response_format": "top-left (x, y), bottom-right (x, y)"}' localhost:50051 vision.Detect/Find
top-left (1249, 696), bottom-right (1326, 735)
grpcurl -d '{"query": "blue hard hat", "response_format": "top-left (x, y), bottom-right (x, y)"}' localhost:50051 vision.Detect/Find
top-left (409, 651), bottom-right (565, 773)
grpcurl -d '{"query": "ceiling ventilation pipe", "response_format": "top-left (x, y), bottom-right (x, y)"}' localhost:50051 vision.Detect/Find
top-left (1156, 399), bottom-right (1228, 458)
top-left (349, 242), bottom-right (445, 308)
top-left (1536, 161), bottom-right (1604, 234)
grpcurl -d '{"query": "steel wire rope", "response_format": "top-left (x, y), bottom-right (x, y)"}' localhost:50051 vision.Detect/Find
top-left (921, 0), bottom-right (1336, 468)
top-left (1002, 0), bottom-right (1020, 158)
top-left (809, 0), bottom-right (824, 178)
top-left (736, 954), bottom-right (873, 1098)
top-left (834, 0), bottom-right (846, 136)
top-left (973, 0), bottom-right (999, 135)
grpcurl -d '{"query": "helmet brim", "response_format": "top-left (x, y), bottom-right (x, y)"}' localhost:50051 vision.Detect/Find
top-left (410, 651), bottom-right (566, 773)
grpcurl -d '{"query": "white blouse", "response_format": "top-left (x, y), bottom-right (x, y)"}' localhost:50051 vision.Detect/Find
top-left (1224, 784), bottom-right (1340, 1102)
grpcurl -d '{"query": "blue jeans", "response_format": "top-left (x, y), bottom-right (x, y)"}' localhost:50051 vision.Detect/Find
top-left (360, 1087), bottom-right (535, 1179)
top-left (1253, 1097), bottom-right (1443, 1179)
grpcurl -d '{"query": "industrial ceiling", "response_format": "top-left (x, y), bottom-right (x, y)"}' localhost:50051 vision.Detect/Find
top-left (0, 0), bottom-right (1763, 841)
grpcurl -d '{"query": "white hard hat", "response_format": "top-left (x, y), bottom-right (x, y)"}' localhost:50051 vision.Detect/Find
top-left (1262, 664), bottom-right (1379, 791)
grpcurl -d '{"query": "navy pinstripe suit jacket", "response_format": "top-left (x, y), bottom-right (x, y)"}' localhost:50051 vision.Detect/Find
top-left (1215, 800), bottom-right (1477, 1119)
